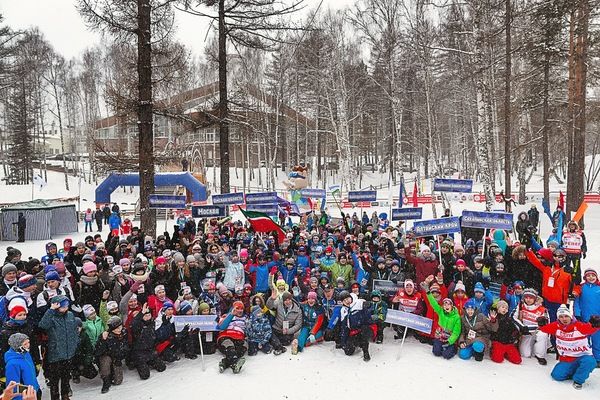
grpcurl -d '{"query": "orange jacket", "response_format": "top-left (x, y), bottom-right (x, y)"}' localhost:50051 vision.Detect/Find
top-left (526, 249), bottom-right (571, 304)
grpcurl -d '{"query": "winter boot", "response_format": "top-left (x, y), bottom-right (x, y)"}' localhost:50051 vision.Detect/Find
top-left (185, 353), bottom-right (198, 360)
top-left (573, 382), bottom-right (583, 390)
top-left (101, 378), bottom-right (111, 394)
top-left (262, 343), bottom-right (273, 354)
top-left (273, 346), bottom-right (286, 356)
top-left (231, 357), bottom-right (245, 374)
top-left (474, 352), bottom-right (484, 362)
top-left (291, 339), bottom-right (299, 355)
top-left (218, 358), bottom-right (228, 373)
top-left (535, 356), bottom-right (547, 366)
top-left (363, 350), bottom-right (371, 362)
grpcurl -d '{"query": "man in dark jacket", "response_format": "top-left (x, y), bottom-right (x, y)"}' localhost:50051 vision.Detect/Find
top-left (94, 206), bottom-right (103, 232)
top-left (130, 303), bottom-right (166, 380)
top-left (528, 205), bottom-right (540, 230)
top-left (102, 204), bottom-right (111, 224)
top-left (38, 295), bottom-right (80, 400)
top-left (338, 291), bottom-right (372, 362)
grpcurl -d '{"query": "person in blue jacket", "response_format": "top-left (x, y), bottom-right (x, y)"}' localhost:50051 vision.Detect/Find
top-left (503, 281), bottom-right (524, 315)
top-left (574, 268), bottom-right (600, 366)
top-left (4, 333), bottom-right (40, 400)
top-left (297, 292), bottom-right (325, 352)
top-left (108, 212), bottom-right (122, 237)
top-left (472, 282), bottom-right (494, 317)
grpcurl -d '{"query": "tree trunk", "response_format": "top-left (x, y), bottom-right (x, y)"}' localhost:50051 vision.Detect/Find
top-left (218, 0), bottom-right (230, 194)
top-left (541, 52), bottom-right (550, 202)
top-left (504, 0), bottom-right (511, 204)
top-left (137, 0), bottom-right (156, 237)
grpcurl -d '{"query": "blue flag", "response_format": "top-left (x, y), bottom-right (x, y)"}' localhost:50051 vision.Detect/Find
top-left (542, 198), bottom-right (553, 224)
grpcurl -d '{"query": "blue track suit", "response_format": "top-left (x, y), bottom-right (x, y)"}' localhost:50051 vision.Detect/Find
top-left (574, 281), bottom-right (600, 361)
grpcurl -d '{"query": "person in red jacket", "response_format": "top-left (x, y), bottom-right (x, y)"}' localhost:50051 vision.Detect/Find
top-left (539, 304), bottom-right (600, 390)
top-left (147, 285), bottom-right (174, 319)
top-left (391, 279), bottom-right (425, 339)
top-left (404, 244), bottom-right (440, 286)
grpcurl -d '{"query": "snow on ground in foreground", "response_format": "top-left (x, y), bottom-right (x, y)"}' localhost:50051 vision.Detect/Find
top-left (67, 334), bottom-right (598, 400)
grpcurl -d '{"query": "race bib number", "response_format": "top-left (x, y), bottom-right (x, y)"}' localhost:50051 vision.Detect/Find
top-left (467, 329), bottom-right (476, 340)
top-left (283, 321), bottom-right (290, 330)
top-left (547, 277), bottom-right (554, 288)
top-left (205, 332), bottom-right (213, 342)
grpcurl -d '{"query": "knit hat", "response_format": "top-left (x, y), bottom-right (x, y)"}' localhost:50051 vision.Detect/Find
top-left (454, 281), bottom-right (466, 293)
top-left (198, 302), bottom-right (210, 313)
top-left (474, 282), bottom-right (485, 294)
top-left (556, 304), bottom-right (572, 318)
top-left (162, 249), bottom-right (172, 257)
top-left (429, 282), bottom-right (441, 293)
top-left (455, 259), bottom-right (466, 268)
top-left (420, 245), bottom-right (431, 253)
top-left (50, 294), bottom-right (69, 308)
top-left (2, 263), bottom-right (17, 277)
top-left (154, 285), bottom-right (165, 294)
top-left (496, 300), bottom-right (509, 310)
top-left (54, 261), bottom-right (66, 274)
top-left (464, 298), bottom-right (477, 310)
top-left (107, 316), bottom-right (122, 330)
top-left (8, 333), bottom-right (28, 352)
top-left (132, 263), bottom-right (146, 275)
top-left (82, 254), bottom-right (94, 263)
top-left (82, 261), bottom-right (97, 275)
top-left (112, 265), bottom-right (123, 274)
top-left (155, 256), bottom-right (166, 265)
top-left (404, 279), bottom-right (415, 288)
top-left (178, 300), bottom-right (192, 315)
top-left (17, 274), bottom-right (36, 290)
top-left (583, 268), bottom-right (598, 279)
top-left (454, 244), bottom-right (464, 252)
top-left (119, 258), bottom-right (130, 266)
top-left (186, 255), bottom-right (196, 264)
top-left (232, 300), bottom-right (245, 311)
top-left (276, 279), bottom-right (286, 288)
top-left (173, 252), bottom-right (185, 263)
top-left (522, 288), bottom-right (538, 298)
top-left (45, 270), bottom-right (60, 282)
top-left (281, 292), bottom-right (293, 302)
top-left (83, 304), bottom-right (96, 318)
top-left (307, 291), bottom-right (318, 300)
top-left (106, 301), bottom-right (118, 312)
top-left (442, 298), bottom-right (453, 306)
top-left (537, 248), bottom-right (554, 263)
top-left (9, 305), bottom-right (27, 319)
top-left (239, 248), bottom-right (249, 258)
top-left (161, 301), bottom-right (174, 311)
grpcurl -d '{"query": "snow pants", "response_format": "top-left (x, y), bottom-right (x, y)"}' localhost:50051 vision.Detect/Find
top-left (432, 339), bottom-right (457, 359)
top-left (459, 341), bottom-right (485, 360)
top-left (46, 359), bottom-right (72, 400)
top-left (98, 355), bottom-right (124, 385)
top-left (491, 341), bottom-right (522, 364)
top-left (591, 329), bottom-right (600, 362)
top-left (519, 330), bottom-right (549, 359)
top-left (551, 355), bottom-right (597, 385)
top-left (297, 327), bottom-right (324, 351)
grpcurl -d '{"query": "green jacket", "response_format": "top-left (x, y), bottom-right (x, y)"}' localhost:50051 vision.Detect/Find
top-left (427, 293), bottom-right (461, 345)
top-left (83, 316), bottom-right (106, 347)
top-left (320, 262), bottom-right (353, 285)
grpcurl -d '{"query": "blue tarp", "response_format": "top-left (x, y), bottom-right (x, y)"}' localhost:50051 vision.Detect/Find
top-left (95, 172), bottom-right (207, 203)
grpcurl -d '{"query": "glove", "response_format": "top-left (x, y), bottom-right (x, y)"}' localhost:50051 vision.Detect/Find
top-left (270, 266), bottom-right (278, 275)
top-left (582, 253), bottom-right (587, 259)
top-left (182, 324), bottom-right (190, 334)
top-left (519, 326), bottom-right (530, 335)
top-left (420, 281), bottom-right (430, 293)
top-left (308, 334), bottom-right (316, 343)
top-left (35, 363), bottom-right (41, 374)
top-left (589, 315), bottom-right (600, 328)
top-left (130, 281), bottom-right (141, 293)
top-left (273, 252), bottom-right (281, 261)
top-left (537, 316), bottom-right (548, 327)
top-left (568, 294), bottom-right (575, 302)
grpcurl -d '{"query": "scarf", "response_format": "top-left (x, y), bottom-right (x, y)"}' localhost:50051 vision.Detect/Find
top-left (130, 272), bottom-right (149, 283)
top-left (80, 275), bottom-right (98, 286)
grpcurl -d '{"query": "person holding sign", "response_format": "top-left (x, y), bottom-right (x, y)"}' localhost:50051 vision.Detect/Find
top-left (215, 301), bottom-right (248, 373)
top-left (391, 280), bottom-right (425, 340)
top-left (422, 282), bottom-right (461, 359)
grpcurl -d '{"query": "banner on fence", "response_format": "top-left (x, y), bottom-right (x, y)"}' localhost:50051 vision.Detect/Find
top-left (348, 190), bottom-right (377, 202)
top-left (212, 192), bottom-right (245, 205)
top-left (148, 195), bottom-right (186, 209)
top-left (245, 192), bottom-right (278, 204)
top-left (192, 205), bottom-right (226, 218)
top-left (433, 178), bottom-right (473, 193)
top-left (412, 216), bottom-right (461, 237)
top-left (391, 207), bottom-right (423, 221)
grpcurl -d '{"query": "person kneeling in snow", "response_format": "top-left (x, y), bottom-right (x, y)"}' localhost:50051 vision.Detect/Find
top-left (423, 283), bottom-right (461, 359)
top-left (216, 301), bottom-right (248, 373)
top-left (297, 291), bottom-right (325, 352)
top-left (130, 303), bottom-right (166, 380)
top-left (245, 305), bottom-right (272, 356)
top-left (338, 291), bottom-right (372, 362)
top-left (539, 304), bottom-right (600, 390)
top-left (490, 300), bottom-right (521, 364)
top-left (458, 298), bottom-right (496, 361)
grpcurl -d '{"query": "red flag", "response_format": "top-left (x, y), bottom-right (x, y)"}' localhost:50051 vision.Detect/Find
top-left (240, 208), bottom-right (286, 239)
top-left (558, 191), bottom-right (565, 209)
top-left (412, 181), bottom-right (418, 207)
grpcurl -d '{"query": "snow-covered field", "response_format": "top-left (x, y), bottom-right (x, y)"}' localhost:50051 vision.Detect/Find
top-left (1, 169), bottom-right (599, 399)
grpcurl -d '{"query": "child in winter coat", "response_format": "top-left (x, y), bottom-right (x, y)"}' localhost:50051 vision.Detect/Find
top-left (370, 290), bottom-right (388, 344)
top-left (513, 288), bottom-right (549, 365)
top-left (539, 304), bottom-right (600, 389)
top-left (573, 268), bottom-right (600, 366)
top-left (452, 281), bottom-right (469, 316)
top-left (392, 279), bottom-right (425, 339)
top-left (72, 315), bottom-right (98, 384)
top-left (95, 316), bottom-right (129, 394)
top-left (458, 298), bottom-right (496, 361)
top-left (3, 333), bottom-right (41, 400)
top-left (425, 287), bottom-right (461, 360)
top-left (154, 302), bottom-right (178, 363)
top-left (471, 282), bottom-right (494, 317)
top-left (130, 303), bottom-right (166, 380)
top-left (216, 301), bottom-right (248, 373)
top-left (490, 300), bottom-right (521, 364)
top-left (245, 305), bottom-right (272, 356)
top-left (197, 302), bottom-right (217, 355)
top-left (297, 292), bottom-right (325, 351)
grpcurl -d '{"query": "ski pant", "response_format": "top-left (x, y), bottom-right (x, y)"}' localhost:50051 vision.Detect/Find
top-left (270, 330), bottom-right (297, 351)
top-left (551, 355), bottom-right (597, 385)
top-left (373, 320), bottom-right (385, 342)
top-left (132, 350), bottom-right (166, 380)
top-left (96, 220), bottom-right (102, 232)
top-left (491, 341), bottom-right (522, 364)
top-left (544, 300), bottom-right (561, 347)
top-left (297, 327), bottom-right (323, 351)
top-left (98, 355), bottom-right (124, 385)
top-left (566, 254), bottom-right (582, 284)
top-left (432, 339), bottom-right (457, 359)
top-left (343, 325), bottom-right (370, 356)
top-left (591, 329), bottom-right (600, 362)
top-left (46, 359), bottom-right (72, 400)
top-left (324, 324), bottom-right (340, 345)
top-left (519, 330), bottom-right (549, 359)
top-left (459, 341), bottom-right (485, 360)
top-left (85, 221), bottom-right (93, 232)
top-left (217, 338), bottom-right (247, 367)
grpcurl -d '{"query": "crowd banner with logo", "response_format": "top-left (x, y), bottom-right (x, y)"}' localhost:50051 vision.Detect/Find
top-left (412, 216), bottom-right (461, 237)
top-left (245, 204), bottom-right (278, 215)
top-left (385, 309), bottom-right (433, 334)
top-left (148, 195), bottom-right (186, 209)
top-left (433, 178), bottom-right (473, 193)
top-left (212, 192), bottom-right (245, 205)
top-left (347, 190), bottom-right (377, 203)
top-left (372, 279), bottom-right (403, 296)
top-left (391, 207), bottom-right (423, 221)
top-left (461, 210), bottom-right (514, 230)
top-left (191, 205), bottom-right (226, 218)
top-left (245, 192), bottom-right (278, 204)
top-left (300, 188), bottom-right (326, 199)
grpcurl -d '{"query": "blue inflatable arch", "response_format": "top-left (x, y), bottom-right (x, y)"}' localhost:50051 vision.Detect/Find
top-left (95, 172), bottom-right (208, 203)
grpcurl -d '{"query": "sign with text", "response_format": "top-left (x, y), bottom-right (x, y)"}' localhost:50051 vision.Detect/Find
top-left (148, 195), bottom-right (186, 209)
top-left (461, 210), bottom-right (514, 230)
top-left (413, 216), bottom-right (461, 237)
top-left (300, 188), bottom-right (326, 198)
top-left (245, 192), bottom-right (278, 204)
top-left (173, 315), bottom-right (218, 333)
top-left (212, 192), bottom-right (244, 205)
top-left (391, 207), bottom-right (423, 221)
top-left (192, 205), bottom-right (226, 218)
top-left (347, 190), bottom-right (377, 202)
top-left (433, 178), bottom-right (473, 193)
top-left (246, 204), bottom-right (278, 215)
top-left (372, 279), bottom-right (403, 297)
top-left (385, 309), bottom-right (433, 334)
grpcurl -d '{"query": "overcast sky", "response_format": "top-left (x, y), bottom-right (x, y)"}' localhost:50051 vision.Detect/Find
top-left (0, 0), bottom-right (352, 60)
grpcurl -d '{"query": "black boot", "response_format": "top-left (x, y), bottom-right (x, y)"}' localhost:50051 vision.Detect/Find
top-left (363, 349), bottom-right (371, 362)
top-left (101, 377), bottom-right (111, 394)
top-left (474, 351), bottom-right (484, 362)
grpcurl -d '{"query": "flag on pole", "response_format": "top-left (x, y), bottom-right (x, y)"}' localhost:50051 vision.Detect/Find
top-left (542, 198), bottom-right (553, 224)
top-left (558, 191), bottom-right (565, 209)
top-left (399, 178), bottom-right (404, 208)
top-left (240, 208), bottom-right (286, 239)
top-left (412, 181), bottom-right (418, 207)
top-left (572, 201), bottom-right (588, 224)
top-left (329, 184), bottom-right (341, 197)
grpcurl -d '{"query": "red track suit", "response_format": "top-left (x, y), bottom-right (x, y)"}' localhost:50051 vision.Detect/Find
top-left (490, 313), bottom-right (522, 364)
top-left (540, 320), bottom-right (599, 385)
top-left (513, 303), bottom-right (549, 359)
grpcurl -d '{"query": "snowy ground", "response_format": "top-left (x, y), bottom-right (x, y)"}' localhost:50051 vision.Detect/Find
top-left (1, 169), bottom-right (599, 398)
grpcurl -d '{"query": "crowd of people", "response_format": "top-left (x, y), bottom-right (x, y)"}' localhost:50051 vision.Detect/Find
top-left (0, 203), bottom-right (599, 399)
